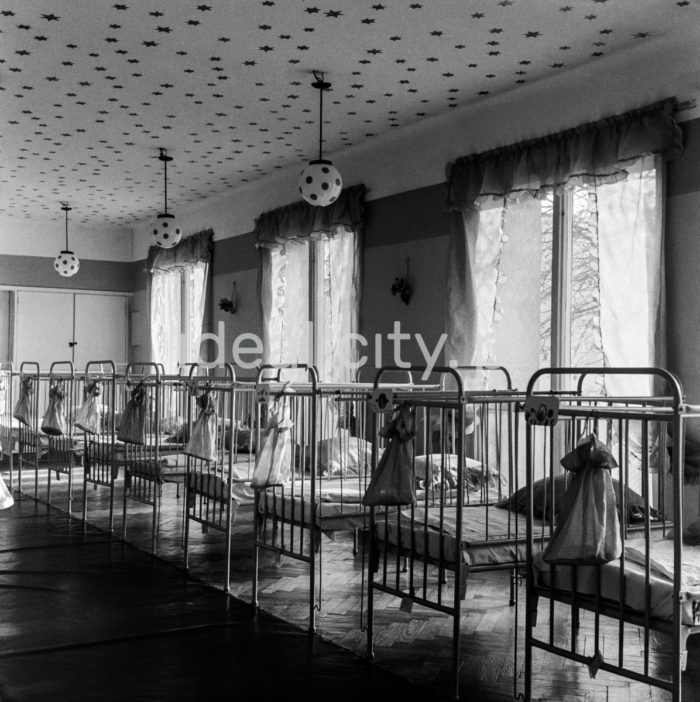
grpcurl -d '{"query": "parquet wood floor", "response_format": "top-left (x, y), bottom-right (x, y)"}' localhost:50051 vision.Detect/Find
top-left (9, 463), bottom-right (700, 702)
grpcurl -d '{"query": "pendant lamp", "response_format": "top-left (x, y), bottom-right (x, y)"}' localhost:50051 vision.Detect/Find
top-left (151, 148), bottom-right (182, 249)
top-left (298, 71), bottom-right (342, 207)
top-left (53, 202), bottom-right (80, 278)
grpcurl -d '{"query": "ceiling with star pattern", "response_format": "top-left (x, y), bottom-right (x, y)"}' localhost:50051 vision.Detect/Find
top-left (0, 0), bottom-right (697, 229)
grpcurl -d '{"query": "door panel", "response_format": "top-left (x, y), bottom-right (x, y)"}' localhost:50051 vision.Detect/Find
top-left (74, 293), bottom-right (128, 369)
top-left (14, 290), bottom-right (74, 369)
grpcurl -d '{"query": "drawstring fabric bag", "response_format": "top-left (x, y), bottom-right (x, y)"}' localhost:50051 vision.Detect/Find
top-left (41, 378), bottom-right (68, 436)
top-left (185, 387), bottom-right (218, 462)
top-left (251, 391), bottom-right (294, 489)
top-left (74, 380), bottom-right (102, 434)
top-left (13, 376), bottom-right (34, 427)
top-left (362, 402), bottom-right (417, 506)
top-left (543, 433), bottom-right (622, 565)
top-left (117, 382), bottom-right (147, 445)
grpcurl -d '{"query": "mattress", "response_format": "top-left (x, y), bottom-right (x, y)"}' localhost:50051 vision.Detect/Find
top-left (376, 504), bottom-right (548, 568)
top-left (85, 436), bottom-right (253, 486)
top-left (0, 420), bottom-right (49, 456)
top-left (533, 538), bottom-right (700, 626)
top-left (257, 479), bottom-right (380, 531)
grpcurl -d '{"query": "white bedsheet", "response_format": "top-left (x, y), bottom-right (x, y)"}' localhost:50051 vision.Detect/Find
top-left (533, 539), bottom-right (700, 625)
top-left (377, 504), bottom-right (547, 567)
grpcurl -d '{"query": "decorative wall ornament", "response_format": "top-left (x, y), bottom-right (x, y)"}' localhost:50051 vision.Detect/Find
top-left (298, 71), bottom-right (342, 207)
top-left (54, 202), bottom-right (80, 278)
top-left (219, 280), bottom-right (238, 314)
top-left (391, 258), bottom-right (412, 305)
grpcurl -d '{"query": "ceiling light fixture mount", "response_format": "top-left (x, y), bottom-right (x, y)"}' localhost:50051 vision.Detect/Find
top-left (54, 202), bottom-right (80, 278)
top-left (298, 71), bottom-right (342, 207)
top-left (152, 147), bottom-right (182, 249)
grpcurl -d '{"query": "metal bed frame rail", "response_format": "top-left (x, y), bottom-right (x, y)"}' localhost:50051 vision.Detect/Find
top-left (183, 363), bottom-right (238, 591)
top-left (365, 364), bottom-right (529, 701)
top-left (80, 360), bottom-right (120, 533)
top-left (251, 363), bottom-right (320, 631)
top-left (523, 366), bottom-right (700, 702)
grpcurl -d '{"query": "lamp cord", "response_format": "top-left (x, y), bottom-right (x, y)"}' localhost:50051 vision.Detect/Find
top-left (61, 203), bottom-right (71, 250)
top-left (163, 150), bottom-right (168, 215)
top-left (318, 82), bottom-right (324, 161)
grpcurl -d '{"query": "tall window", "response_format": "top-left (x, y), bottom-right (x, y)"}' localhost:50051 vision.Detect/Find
top-left (262, 229), bottom-right (358, 382)
top-left (445, 100), bottom-right (680, 397)
top-left (151, 262), bottom-right (208, 374)
top-left (472, 155), bottom-right (661, 395)
top-left (255, 185), bottom-right (365, 383)
top-left (148, 230), bottom-right (213, 375)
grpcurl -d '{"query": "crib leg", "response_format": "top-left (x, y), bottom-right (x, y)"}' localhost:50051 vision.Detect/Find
top-left (459, 564), bottom-right (469, 600)
top-left (680, 628), bottom-right (690, 672)
top-left (370, 534), bottom-right (380, 574)
top-left (530, 591), bottom-right (539, 628)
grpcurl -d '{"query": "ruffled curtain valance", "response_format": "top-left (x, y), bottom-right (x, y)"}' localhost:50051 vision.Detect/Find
top-left (445, 98), bottom-right (683, 211)
top-left (254, 184), bottom-right (366, 249)
top-left (146, 229), bottom-right (214, 272)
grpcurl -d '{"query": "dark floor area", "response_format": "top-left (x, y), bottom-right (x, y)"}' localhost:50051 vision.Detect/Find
top-left (0, 494), bottom-right (442, 702)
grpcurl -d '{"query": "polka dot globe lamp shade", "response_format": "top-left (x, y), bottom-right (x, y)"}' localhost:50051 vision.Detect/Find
top-left (54, 250), bottom-right (80, 278)
top-left (54, 202), bottom-right (79, 278)
top-left (299, 159), bottom-right (342, 207)
top-left (152, 212), bottom-right (182, 249)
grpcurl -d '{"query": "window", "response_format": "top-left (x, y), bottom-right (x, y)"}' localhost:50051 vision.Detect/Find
top-left (150, 262), bottom-right (208, 374)
top-left (148, 230), bottom-right (213, 375)
top-left (472, 155), bottom-right (662, 396)
top-left (254, 185), bottom-right (365, 383)
top-left (263, 229), bottom-right (358, 382)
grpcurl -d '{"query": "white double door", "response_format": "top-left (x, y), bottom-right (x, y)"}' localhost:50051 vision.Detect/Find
top-left (14, 289), bottom-right (129, 371)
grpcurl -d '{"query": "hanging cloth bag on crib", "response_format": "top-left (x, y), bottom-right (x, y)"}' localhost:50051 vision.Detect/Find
top-left (41, 378), bottom-right (68, 436)
top-left (362, 402), bottom-right (417, 506)
top-left (13, 376), bottom-right (34, 427)
top-left (74, 380), bottom-right (102, 434)
top-left (185, 387), bottom-right (218, 462)
top-left (117, 382), bottom-right (147, 445)
top-left (251, 391), bottom-right (294, 489)
top-left (543, 433), bottom-right (622, 565)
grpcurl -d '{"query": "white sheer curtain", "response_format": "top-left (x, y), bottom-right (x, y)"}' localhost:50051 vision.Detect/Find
top-left (467, 155), bottom-right (662, 397)
top-left (150, 260), bottom-right (208, 374)
top-left (596, 154), bottom-right (663, 397)
top-left (319, 229), bottom-right (357, 383)
top-left (261, 243), bottom-right (311, 367)
top-left (260, 228), bottom-right (357, 383)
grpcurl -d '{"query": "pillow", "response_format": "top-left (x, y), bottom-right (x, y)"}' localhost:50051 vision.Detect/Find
top-left (496, 474), bottom-right (660, 523)
top-left (167, 422), bottom-right (190, 444)
top-left (225, 427), bottom-right (255, 453)
top-left (414, 454), bottom-right (502, 492)
top-left (683, 517), bottom-right (700, 546)
top-left (318, 431), bottom-right (372, 477)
